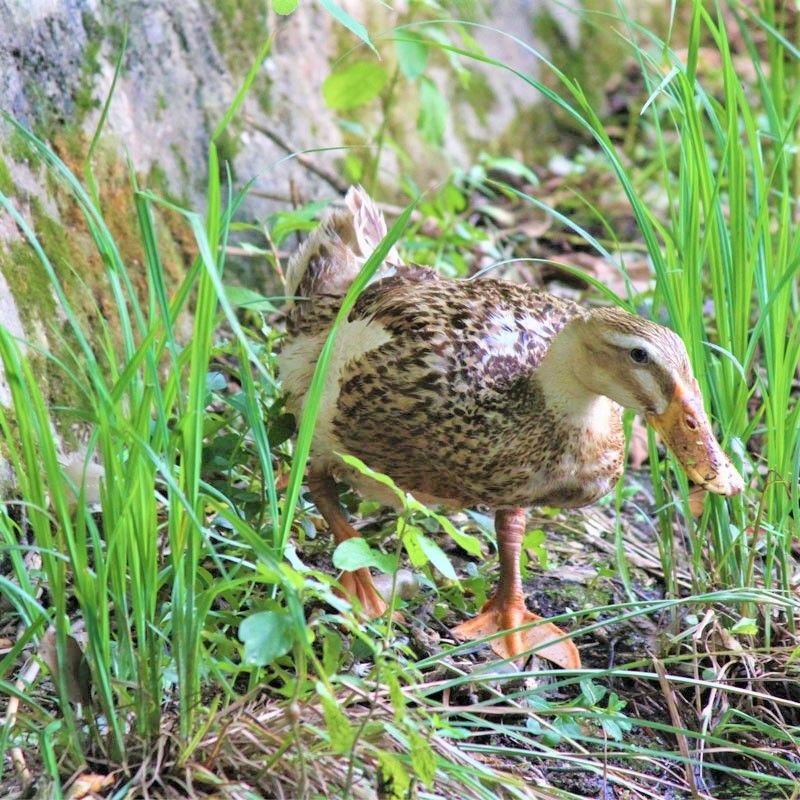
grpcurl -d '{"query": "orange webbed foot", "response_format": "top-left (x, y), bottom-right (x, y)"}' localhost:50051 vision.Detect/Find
top-left (452, 596), bottom-right (581, 670)
top-left (337, 568), bottom-right (403, 622)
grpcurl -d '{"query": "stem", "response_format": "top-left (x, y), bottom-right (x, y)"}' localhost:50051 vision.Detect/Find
top-left (367, 66), bottom-right (400, 195)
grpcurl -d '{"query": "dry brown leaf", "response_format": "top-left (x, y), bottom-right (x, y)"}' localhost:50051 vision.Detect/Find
top-left (515, 215), bottom-right (552, 240)
top-left (474, 203), bottom-right (516, 228)
top-left (65, 772), bottom-right (114, 799)
top-left (11, 748), bottom-right (32, 792)
top-left (508, 204), bottom-right (552, 239)
top-left (61, 452), bottom-right (105, 507)
top-left (38, 627), bottom-right (92, 707)
top-left (548, 252), bottom-right (653, 297)
top-left (688, 486), bottom-right (708, 517)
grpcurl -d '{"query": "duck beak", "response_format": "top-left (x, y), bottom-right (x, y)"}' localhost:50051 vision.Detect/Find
top-left (646, 380), bottom-right (744, 496)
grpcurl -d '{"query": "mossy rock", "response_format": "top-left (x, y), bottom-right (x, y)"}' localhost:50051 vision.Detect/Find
top-left (0, 130), bottom-right (192, 454)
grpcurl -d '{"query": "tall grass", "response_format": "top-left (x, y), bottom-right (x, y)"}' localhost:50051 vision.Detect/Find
top-left (411, 1), bottom-right (800, 609)
top-left (618, 3), bottom-right (800, 616)
top-left (0, 36), bottom-right (310, 772)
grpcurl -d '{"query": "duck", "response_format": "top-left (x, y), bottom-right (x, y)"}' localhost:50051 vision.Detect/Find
top-left (278, 186), bottom-right (744, 670)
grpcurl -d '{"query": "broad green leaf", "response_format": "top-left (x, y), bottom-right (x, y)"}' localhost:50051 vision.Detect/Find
top-left (343, 152), bottom-right (364, 181)
top-left (525, 694), bottom-right (553, 714)
top-left (342, 453), bottom-right (482, 556)
top-left (206, 371), bottom-right (227, 391)
top-left (224, 284), bottom-right (280, 312)
top-left (417, 534), bottom-right (458, 582)
top-left (442, 183), bottom-right (467, 213)
top-left (731, 617), bottom-right (758, 635)
top-left (579, 678), bottom-right (606, 706)
top-left (523, 528), bottom-right (549, 568)
top-left (322, 630), bottom-right (343, 676)
top-left (482, 155), bottom-right (539, 186)
top-left (339, 452), bottom-right (406, 504)
top-left (386, 672), bottom-right (406, 720)
top-left (543, 713), bottom-right (581, 746)
top-left (606, 692), bottom-right (627, 713)
top-left (267, 412), bottom-right (295, 447)
top-left (601, 718), bottom-right (624, 741)
top-left (417, 76), bottom-right (447, 146)
top-left (525, 717), bottom-right (543, 735)
top-left (270, 199), bottom-right (329, 246)
top-left (432, 512), bottom-right (482, 557)
top-left (402, 525), bottom-right (429, 568)
top-left (320, 0), bottom-right (377, 55)
top-left (332, 537), bottom-right (397, 574)
top-left (282, 543), bottom-right (309, 573)
top-left (272, 0), bottom-right (298, 13)
top-left (396, 33), bottom-right (428, 80)
top-left (239, 610), bottom-right (293, 666)
top-left (323, 61), bottom-right (387, 110)
top-left (358, 499), bottom-right (382, 516)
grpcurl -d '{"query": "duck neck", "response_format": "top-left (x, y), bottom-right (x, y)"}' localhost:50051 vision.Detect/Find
top-left (535, 323), bottom-right (617, 425)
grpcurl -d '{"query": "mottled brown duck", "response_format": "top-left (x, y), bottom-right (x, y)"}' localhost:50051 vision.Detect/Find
top-left (279, 186), bottom-right (743, 670)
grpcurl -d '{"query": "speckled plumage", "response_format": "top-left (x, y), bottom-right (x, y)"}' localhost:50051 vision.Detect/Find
top-left (337, 278), bottom-right (622, 507)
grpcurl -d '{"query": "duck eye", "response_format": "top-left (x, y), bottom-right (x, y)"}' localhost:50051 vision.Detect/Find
top-left (629, 348), bottom-right (649, 364)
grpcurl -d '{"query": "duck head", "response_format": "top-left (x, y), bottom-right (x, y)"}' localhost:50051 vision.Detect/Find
top-left (568, 307), bottom-right (743, 496)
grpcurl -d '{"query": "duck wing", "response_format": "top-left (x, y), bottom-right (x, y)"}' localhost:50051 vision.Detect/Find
top-left (324, 277), bottom-right (581, 506)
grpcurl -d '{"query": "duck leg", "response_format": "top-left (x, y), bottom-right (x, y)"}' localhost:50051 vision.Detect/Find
top-left (307, 473), bottom-right (389, 619)
top-left (452, 508), bottom-right (581, 669)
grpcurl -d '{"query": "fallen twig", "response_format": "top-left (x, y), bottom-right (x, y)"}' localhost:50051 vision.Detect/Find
top-left (5, 656), bottom-right (41, 794)
top-left (654, 656), bottom-right (700, 799)
top-left (246, 118), bottom-right (349, 194)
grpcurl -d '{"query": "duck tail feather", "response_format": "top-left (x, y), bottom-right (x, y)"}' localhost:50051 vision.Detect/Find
top-left (284, 185), bottom-right (401, 306)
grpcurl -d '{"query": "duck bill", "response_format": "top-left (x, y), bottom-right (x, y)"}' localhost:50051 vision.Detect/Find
top-left (646, 381), bottom-right (744, 496)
